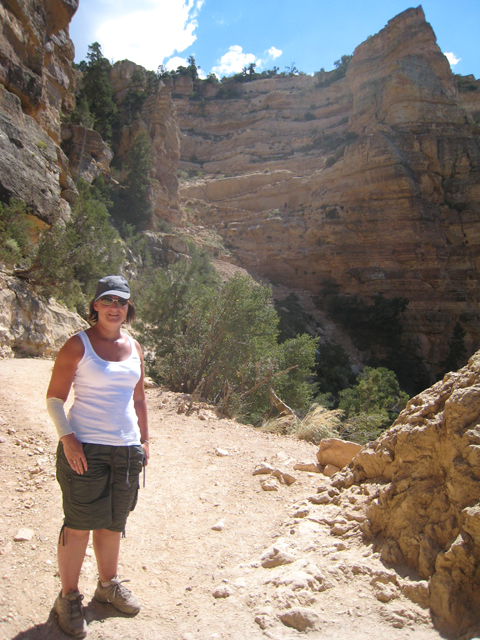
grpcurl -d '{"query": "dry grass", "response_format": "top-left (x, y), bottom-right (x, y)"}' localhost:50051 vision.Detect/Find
top-left (261, 403), bottom-right (344, 444)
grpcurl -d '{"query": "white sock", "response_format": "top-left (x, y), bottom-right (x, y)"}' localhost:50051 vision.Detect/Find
top-left (101, 579), bottom-right (114, 587)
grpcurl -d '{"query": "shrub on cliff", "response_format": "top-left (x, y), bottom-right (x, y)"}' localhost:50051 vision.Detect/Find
top-left (0, 200), bottom-right (33, 267)
top-left (134, 261), bottom-right (318, 423)
top-left (12, 181), bottom-right (124, 311)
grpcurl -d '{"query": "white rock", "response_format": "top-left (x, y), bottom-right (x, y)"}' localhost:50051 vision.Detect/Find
top-left (213, 584), bottom-right (233, 598)
top-left (215, 448), bottom-right (229, 456)
top-left (260, 478), bottom-right (279, 491)
top-left (253, 463), bottom-right (274, 475)
top-left (279, 607), bottom-right (321, 631)
top-left (211, 519), bottom-right (225, 531)
top-left (294, 462), bottom-right (320, 473)
top-left (13, 529), bottom-right (34, 542)
top-left (261, 544), bottom-right (296, 568)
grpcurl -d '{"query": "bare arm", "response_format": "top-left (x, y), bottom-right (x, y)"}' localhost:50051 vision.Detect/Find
top-left (47, 335), bottom-right (88, 474)
top-left (134, 340), bottom-right (150, 465)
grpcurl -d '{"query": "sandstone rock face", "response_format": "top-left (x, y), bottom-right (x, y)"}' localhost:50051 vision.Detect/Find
top-left (176, 7), bottom-right (480, 374)
top-left (0, 84), bottom-right (70, 221)
top-left (110, 60), bottom-right (181, 225)
top-left (0, 0), bottom-right (78, 142)
top-left (61, 123), bottom-right (113, 184)
top-left (329, 350), bottom-right (480, 636)
top-left (0, 272), bottom-right (87, 357)
top-left (0, 0), bottom-right (78, 219)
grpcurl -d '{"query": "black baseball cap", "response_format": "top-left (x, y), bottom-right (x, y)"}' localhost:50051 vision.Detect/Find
top-left (94, 275), bottom-right (130, 301)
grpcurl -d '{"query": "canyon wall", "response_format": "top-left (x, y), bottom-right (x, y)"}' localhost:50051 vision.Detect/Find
top-left (109, 60), bottom-right (182, 224)
top-left (0, 0), bottom-right (78, 221)
top-left (175, 7), bottom-right (480, 376)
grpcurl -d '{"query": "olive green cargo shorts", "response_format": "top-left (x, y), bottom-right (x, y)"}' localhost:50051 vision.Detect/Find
top-left (56, 442), bottom-right (144, 532)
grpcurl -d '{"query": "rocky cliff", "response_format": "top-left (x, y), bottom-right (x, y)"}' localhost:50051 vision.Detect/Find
top-left (321, 348), bottom-right (480, 637)
top-left (175, 7), bottom-right (480, 379)
top-left (109, 60), bottom-right (181, 224)
top-left (0, 270), bottom-right (87, 357)
top-left (0, 0), bottom-right (78, 221)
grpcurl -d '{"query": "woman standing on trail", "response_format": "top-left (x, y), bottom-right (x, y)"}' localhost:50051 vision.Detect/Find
top-left (46, 275), bottom-right (150, 639)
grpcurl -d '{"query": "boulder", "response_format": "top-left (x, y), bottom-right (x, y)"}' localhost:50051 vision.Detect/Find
top-left (0, 273), bottom-right (87, 357)
top-left (316, 438), bottom-right (362, 469)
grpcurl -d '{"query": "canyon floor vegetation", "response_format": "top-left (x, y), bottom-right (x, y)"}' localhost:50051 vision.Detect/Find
top-left (1, 180), bottom-right (411, 444)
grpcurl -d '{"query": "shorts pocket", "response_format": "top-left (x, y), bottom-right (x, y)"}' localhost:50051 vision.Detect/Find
top-left (68, 472), bottom-right (111, 505)
top-left (57, 469), bottom-right (113, 530)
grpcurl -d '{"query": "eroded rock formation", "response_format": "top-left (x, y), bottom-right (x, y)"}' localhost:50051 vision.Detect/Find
top-left (0, 271), bottom-right (87, 357)
top-left (326, 350), bottom-right (480, 636)
top-left (110, 60), bottom-right (182, 224)
top-left (0, 0), bottom-right (78, 220)
top-left (175, 7), bottom-right (480, 374)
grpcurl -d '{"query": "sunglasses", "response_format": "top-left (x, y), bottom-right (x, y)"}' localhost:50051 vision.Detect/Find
top-left (98, 296), bottom-right (129, 307)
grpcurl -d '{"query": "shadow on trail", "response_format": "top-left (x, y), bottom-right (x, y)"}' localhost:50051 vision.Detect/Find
top-left (10, 597), bottom-right (135, 640)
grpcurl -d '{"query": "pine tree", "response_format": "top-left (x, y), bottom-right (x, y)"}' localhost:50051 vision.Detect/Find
top-left (76, 43), bottom-right (117, 141)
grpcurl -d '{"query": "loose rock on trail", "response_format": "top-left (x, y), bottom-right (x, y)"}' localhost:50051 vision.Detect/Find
top-left (0, 359), bottom-right (442, 640)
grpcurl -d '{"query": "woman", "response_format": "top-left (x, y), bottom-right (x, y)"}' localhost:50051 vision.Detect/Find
top-left (46, 275), bottom-right (150, 638)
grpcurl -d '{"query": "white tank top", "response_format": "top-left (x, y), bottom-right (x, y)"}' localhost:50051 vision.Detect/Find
top-left (67, 331), bottom-right (142, 446)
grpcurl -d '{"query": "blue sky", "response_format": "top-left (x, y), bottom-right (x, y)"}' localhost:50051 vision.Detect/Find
top-left (69, 1), bottom-right (480, 79)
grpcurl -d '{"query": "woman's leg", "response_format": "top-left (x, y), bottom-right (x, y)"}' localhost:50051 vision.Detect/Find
top-left (58, 527), bottom-right (90, 595)
top-left (92, 529), bottom-right (121, 582)
top-left (92, 528), bottom-right (140, 614)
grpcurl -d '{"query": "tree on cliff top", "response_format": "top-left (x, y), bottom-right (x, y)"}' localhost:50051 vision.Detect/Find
top-left (76, 42), bottom-right (117, 141)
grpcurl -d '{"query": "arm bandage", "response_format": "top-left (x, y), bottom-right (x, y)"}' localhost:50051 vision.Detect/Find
top-left (46, 397), bottom-right (74, 439)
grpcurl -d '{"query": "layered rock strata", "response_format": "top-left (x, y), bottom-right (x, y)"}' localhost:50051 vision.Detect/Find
top-left (176, 7), bottom-right (480, 372)
top-left (0, 0), bottom-right (78, 220)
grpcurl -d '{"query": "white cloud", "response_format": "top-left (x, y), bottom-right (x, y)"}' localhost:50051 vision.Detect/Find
top-left (267, 46), bottom-right (282, 60)
top-left (164, 55), bottom-right (206, 78)
top-left (165, 56), bottom-right (188, 71)
top-left (95, 0), bottom-right (204, 71)
top-left (444, 51), bottom-right (461, 66)
top-left (211, 45), bottom-right (260, 77)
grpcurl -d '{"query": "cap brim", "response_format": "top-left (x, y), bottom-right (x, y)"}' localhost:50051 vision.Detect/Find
top-left (95, 290), bottom-right (130, 301)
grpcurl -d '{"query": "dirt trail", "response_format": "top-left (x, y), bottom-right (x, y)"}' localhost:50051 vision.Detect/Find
top-left (0, 359), bottom-right (442, 640)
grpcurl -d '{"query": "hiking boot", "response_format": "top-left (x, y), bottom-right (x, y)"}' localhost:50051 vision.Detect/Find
top-left (94, 578), bottom-right (140, 615)
top-left (54, 590), bottom-right (87, 638)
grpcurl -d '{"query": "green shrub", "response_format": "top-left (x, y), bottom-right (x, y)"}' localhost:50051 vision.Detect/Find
top-left (0, 200), bottom-right (33, 267)
top-left (34, 181), bottom-right (124, 310)
top-left (340, 411), bottom-right (389, 444)
top-left (135, 261), bottom-right (318, 423)
top-left (338, 366), bottom-right (408, 422)
top-left (315, 340), bottom-right (356, 398)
